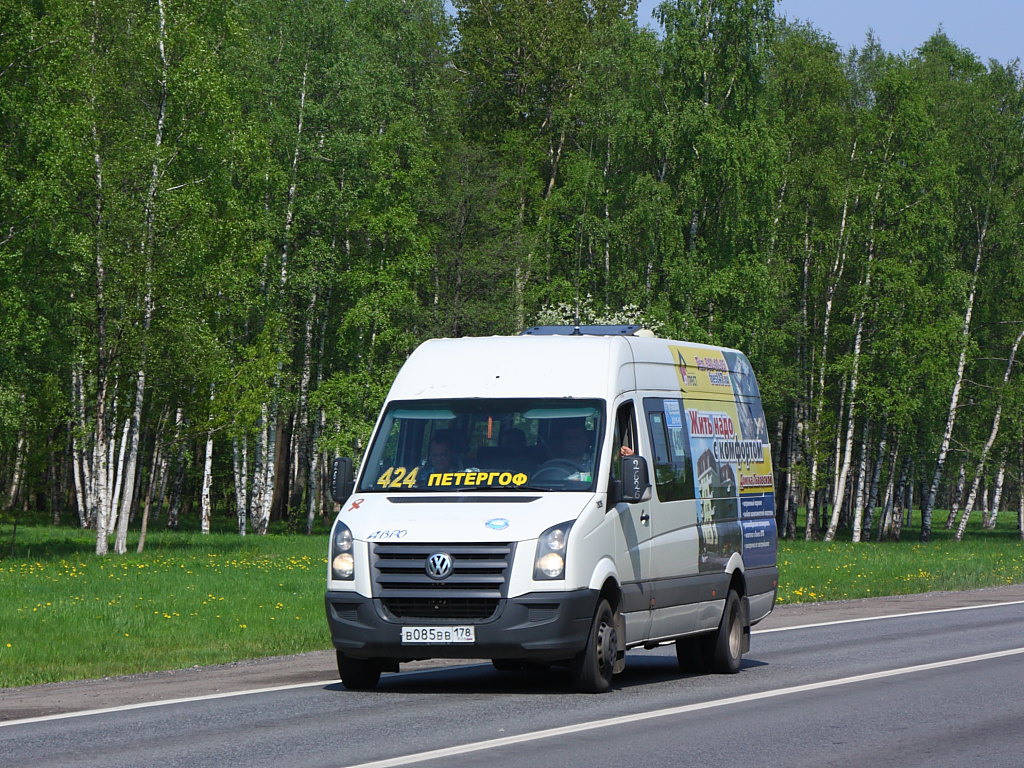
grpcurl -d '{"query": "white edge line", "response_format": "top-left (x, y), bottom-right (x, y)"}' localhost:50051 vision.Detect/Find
top-left (0, 661), bottom-right (486, 729)
top-left (753, 598), bottom-right (1024, 634)
top-left (4, 598), bottom-right (1023, 729)
top-left (0, 679), bottom-right (339, 728)
top-left (341, 646), bottom-right (1024, 768)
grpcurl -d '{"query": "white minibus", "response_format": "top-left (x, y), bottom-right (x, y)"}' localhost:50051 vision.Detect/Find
top-left (326, 325), bottom-right (778, 692)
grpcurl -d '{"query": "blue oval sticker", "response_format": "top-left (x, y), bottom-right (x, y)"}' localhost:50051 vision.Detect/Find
top-left (485, 518), bottom-right (510, 531)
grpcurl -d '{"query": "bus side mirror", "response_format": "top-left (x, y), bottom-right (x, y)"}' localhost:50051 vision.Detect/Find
top-left (331, 457), bottom-right (354, 503)
top-left (618, 455), bottom-right (651, 504)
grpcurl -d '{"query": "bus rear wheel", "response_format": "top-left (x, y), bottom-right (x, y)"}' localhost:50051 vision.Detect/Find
top-left (709, 590), bottom-right (744, 674)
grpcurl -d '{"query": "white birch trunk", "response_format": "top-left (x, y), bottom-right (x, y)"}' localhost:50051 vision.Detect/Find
top-left (904, 460), bottom-right (915, 530)
top-left (250, 406), bottom-right (269, 535)
top-left (109, 416), bottom-right (129, 538)
top-left (305, 302), bottom-right (329, 534)
top-left (291, 292), bottom-right (317, 514)
top-left (922, 218), bottom-right (986, 539)
top-left (115, 0), bottom-right (164, 553)
top-left (851, 418), bottom-right (872, 542)
top-left (603, 139), bottom-right (612, 300)
top-left (824, 177), bottom-right (881, 541)
top-left (306, 410), bottom-right (324, 535)
top-left (827, 375), bottom-right (848, 525)
top-left (92, 367), bottom-right (113, 554)
top-left (6, 433), bottom-right (26, 512)
top-left (154, 420), bottom-right (173, 524)
top-left (201, 385), bottom-right (215, 534)
top-left (1018, 438), bottom-right (1023, 541)
top-left (104, 415), bottom-right (120, 532)
top-left (891, 456), bottom-right (909, 541)
top-left (114, 364), bottom-right (146, 554)
top-left (93, 398), bottom-right (111, 555)
top-left (88, 3), bottom-right (110, 554)
top-left (877, 445), bottom-right (899, 541)
top-left (249, 57), bottom-right (307, 535)
top-left (233, 437), bottom-right (249, 536)
top-left (984, 451), bottom-right (1006, 530)
top-left (71, 364), bottom-right (91, 528)
top-left (863, 432), bottom-right (887, 538)
top-left (164, 408), bottom-right (184, 528)
top-left (258, 414), bottom-right (279, 534)
top-left (804, 145), bottom-right (857, 540)
top-left (824, 300), bottom-right (869, 540)
top-left (945, 462), bottom-right (966, 529)
top-left (954, 326), bottom-right (1024, 541)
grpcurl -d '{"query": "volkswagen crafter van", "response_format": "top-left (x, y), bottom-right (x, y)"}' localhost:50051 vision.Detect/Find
top-left (326, 325), bottom-right (778, 692)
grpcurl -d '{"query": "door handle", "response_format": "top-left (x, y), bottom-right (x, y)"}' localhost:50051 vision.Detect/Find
top-left (640, 509), bottom-right (650, 526)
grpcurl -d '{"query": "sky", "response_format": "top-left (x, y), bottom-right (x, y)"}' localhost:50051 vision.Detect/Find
top-left (637, 0), bottom-right (1023, 64)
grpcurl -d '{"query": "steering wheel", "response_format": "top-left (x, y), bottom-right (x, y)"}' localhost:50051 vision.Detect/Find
top-left (533, 458), bottom-right (586, 481)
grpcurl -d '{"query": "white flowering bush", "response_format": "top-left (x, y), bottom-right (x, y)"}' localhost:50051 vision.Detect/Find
top-left (533, 294), bottom-right (663, 332)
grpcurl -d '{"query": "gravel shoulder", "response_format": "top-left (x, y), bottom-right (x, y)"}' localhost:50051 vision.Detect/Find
top-left (4, 583), bottom-right (1024, 722)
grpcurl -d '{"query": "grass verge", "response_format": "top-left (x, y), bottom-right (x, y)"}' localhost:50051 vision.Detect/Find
top-left (1, 515), bottom-right (1022, 687)
top-left (2, 526), bottom-right (330, 687)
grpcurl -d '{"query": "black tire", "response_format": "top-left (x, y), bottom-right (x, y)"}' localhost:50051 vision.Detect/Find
top-left (675, 635), bottom-right (709, 674)
top-left (710, 590), bottom-right (744, 674)
top-left (336, 651), bottom-right (382, 690)
top-left (570, 599), bottom-right (618, 693)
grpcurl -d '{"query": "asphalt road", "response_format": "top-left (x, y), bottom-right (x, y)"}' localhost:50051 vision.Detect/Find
top-left (3, 585), bottom-right (1024, 768)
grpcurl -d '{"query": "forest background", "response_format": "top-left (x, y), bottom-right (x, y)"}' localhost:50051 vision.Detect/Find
top-left (2, 0), bottom-right (1023, 556)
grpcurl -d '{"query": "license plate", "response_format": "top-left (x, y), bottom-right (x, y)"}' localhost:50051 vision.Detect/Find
top-left (401, 625), bottom-right (476, 644)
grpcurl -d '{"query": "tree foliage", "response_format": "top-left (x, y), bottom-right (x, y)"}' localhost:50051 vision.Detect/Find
top-left (1, 0), bottom-right (1023, 546)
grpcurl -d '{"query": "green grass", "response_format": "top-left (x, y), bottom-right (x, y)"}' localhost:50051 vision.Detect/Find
top-left (1, 525), bottom-right (332, 687)
top-left (776, 510), bottom-right (1024, 603)
top-left (1, 514), bottom-right (1022, 688)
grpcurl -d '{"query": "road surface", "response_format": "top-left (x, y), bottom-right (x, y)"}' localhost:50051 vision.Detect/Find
top-left (3, 585), bottom-right (1024, 768)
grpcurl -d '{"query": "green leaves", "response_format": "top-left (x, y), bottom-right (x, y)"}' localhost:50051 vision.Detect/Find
top-left (2, 0), bottom-right (1023, 540)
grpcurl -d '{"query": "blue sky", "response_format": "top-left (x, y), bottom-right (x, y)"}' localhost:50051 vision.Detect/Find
top-left (637, 0), bottom-right (1022, 64)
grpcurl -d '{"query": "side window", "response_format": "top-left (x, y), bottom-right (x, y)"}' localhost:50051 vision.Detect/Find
top-left (643, 398), bottom-right (695, 502)
top-left (611, 402), bottom-right (637, 483)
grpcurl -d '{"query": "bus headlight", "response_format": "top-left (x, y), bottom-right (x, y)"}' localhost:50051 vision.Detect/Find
top-left (331, 522), bottom-right (355, 581)
top-left (534, 522), bottom-right (573, 580)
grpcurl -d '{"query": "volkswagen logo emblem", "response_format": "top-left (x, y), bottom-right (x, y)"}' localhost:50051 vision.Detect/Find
top-left (425, 552), bottom-right (453, 580)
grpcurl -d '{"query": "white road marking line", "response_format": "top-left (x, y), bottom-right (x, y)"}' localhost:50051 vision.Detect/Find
top-left (0, 679), bottom-right (339, 728)
top-left (3, 598), bottom-right (1022, 729)
top-left (340, 647), bottom-right (1024, 768)
top-left (0, 661), bottom-right (487, 729)
top-left (754, 598), bottom-right (1024, 634)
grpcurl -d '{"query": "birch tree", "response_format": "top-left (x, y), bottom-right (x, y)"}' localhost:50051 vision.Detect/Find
top-left (954, 326), bottom-right (1024, 541)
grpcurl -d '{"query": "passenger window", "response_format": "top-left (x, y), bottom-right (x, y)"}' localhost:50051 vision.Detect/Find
top-left (643, 398), bottom-right (695, 502)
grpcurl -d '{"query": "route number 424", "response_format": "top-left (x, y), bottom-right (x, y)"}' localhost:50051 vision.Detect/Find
top-left (376, 466), bottom-right (419, 489)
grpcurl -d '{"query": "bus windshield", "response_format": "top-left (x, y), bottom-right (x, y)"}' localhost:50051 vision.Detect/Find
top-left (358, 398), bottom-right (605, 493)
